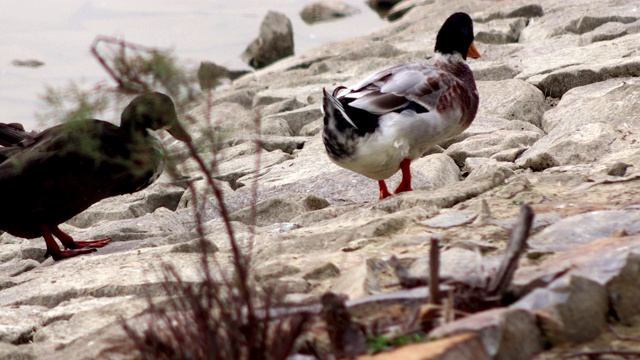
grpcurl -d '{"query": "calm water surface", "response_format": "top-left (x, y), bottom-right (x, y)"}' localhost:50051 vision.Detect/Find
top-left (0, 0), bottom-right (385, 129)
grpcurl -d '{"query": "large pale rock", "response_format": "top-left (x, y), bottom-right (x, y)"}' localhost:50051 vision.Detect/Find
top-left (474, 4), bottom-right (544, 23)
top-left (445, 129), bottom-right (542, 166)
top-left (542, 77), bottom-right (640, 133)
top-left (0, 304), bottom-right (46, 343)
top-left (33, 296), bottom-right (147, 350)
top-left (242, 11), bottom-right (294, 69)
top-left (300, 1), bottom-right (360, 24)
top-left (515, 31), bottom-right (640, 97)
top-left (474, 18), bottom-right (528, 44)
top-left (230, 193), bottom-right (330, 226)
top-left (516, 122), bottom-right (626, 171)
top-left (513, 275), bottom-right (608, 346)
top-left (476, 80), bottom-right (546, 127)
top-left (528, 209), bottom-right (640, 252)
top-left (214, 149), bottom-right (293, 188)
top-left (330, 260), bottom-right (380, 299)
top-left (66, 182), bottom-right (186, 229)
top-left (515, 235), bottom-right (640, 324)
top-left (67, 207), bottom-right (189, 244)
top-left (0, 248), bottom-right (205, 308)
top-left (263, 104), bottom-right (322, 136)
top-left (410, 154), bottom-right (461, 190)
top-left (517, 3), bottom-right (638, 43)
top-left (429, 308), bottom-right (543, 360)
top-left (443, 116), bottom-right (543, 147)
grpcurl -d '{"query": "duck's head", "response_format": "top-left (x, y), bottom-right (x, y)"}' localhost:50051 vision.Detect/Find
top-left (121, 92), bottom-right (192, 142)
top-left (435, 12), bottom-right (481, 60)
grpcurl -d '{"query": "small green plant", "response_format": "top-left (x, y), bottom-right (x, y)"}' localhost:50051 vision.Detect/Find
top-left (367, 333), bottom-right (428, 354)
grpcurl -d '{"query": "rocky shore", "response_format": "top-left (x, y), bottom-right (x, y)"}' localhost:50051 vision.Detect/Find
top-left (2, 0), bottom-right (640, 358)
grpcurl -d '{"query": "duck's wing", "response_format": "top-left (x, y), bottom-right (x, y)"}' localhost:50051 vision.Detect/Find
top-left (0, 120), bottom-right (125, 179)
top-left (0, 123), bottom-right (35, 147)
top-left (343, 63), bottom-right (458, 115)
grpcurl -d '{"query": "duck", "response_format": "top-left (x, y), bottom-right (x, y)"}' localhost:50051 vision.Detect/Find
top-left (0, 92), bottom-right (191, 260)
top-left (322, 12), bottom-right (480, 200)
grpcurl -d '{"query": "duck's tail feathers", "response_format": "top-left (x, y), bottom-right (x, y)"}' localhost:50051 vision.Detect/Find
top-left (322, 88), bottom-right (359, 130)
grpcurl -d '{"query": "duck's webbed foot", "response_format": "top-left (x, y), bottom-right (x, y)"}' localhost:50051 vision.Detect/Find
top-left (41, 225), bottom-right (112, 261)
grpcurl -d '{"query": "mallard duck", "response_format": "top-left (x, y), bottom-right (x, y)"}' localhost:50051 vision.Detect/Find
top-left (322, 12), bottom-right (480, 199)
top-left (0, 92), bottom-right (191, 260)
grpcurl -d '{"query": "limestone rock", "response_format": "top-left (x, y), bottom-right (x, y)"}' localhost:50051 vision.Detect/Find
top-left (513, 275), bottom-right (608, 345)
top-left (528, 209), bottom-right (640, 252)
top-left (230, 193), bottom-right (330, 226)
top-left (516, 122), bottom-right (626, 171)
top-left (300, 1), bottom-right (360, 24)
top-left (429, 308), bottom-right (543, 360)
top-left (475, 18), bottom-right (528, 44)
top-left (445, 129), bottom-right (542, 167)
top-left (475, 4), bottom-right (544, 22)
top-left (541, 77), bottom-right (640, 133)
top-left (242, 11), bottom-right (294, 69)
top-left (66, 182), bottom-right (186, 229)
top-left (476, 80), bottom-right (546, 127)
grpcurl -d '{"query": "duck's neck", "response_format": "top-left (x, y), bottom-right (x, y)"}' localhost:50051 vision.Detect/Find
top-left (434, 52), bottom-right (476, 91)
top-left (120, 116), bottom-right (153, 142)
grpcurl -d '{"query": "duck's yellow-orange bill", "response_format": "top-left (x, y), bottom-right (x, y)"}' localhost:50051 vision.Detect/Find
top-left (467, 42), bottom-right (481, 59)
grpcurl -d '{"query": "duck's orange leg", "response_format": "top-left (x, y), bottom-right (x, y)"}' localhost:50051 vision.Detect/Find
top-left (41, 225), bottom-right (112, 260)
top-left (394, 158), bottom-right (413, 194)
top-left (378, 180), bottom-right (392, 199)
top-left (51, 226), bottom-right (111, 250)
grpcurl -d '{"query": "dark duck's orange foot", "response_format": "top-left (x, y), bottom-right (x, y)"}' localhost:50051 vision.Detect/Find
top-left (42, 225), bottom-right (112, 260)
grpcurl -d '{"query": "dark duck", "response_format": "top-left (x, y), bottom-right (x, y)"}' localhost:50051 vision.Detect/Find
top-left (0, 92), bottom-right (191, 260)
top-left (322, 12), bottom-right (481, 199)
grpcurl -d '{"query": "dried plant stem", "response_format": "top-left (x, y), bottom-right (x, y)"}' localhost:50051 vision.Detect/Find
top-left (487, 204), bottom-right (534, 297)
top-left (429, 238), bottom-right (441, 305)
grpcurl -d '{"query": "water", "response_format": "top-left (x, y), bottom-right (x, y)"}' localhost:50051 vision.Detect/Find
top-left (0, 0), bottom-right (386, 129)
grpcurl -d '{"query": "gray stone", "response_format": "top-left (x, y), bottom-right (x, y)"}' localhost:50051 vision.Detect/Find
top-left (477, 80), bottom-right (546, 127)
top-left (263, 104), bottom-right (322, 136)
top-left (330, 260), bottom-right (380, 299)
top-left (445, 129), bottom-right (542, 166)
top-left (475, 18), bottom-right (528, 44)
top-left (258, 98), bottom-right (306, 117)
top-left (565, 15), bottom-right (637, 35)
top-left (409, 247), bottom-right (488, 284)
top-left (0, 342), bottom-right (36, 359)
top-left (471, 61), bottom-right (520, 81)
top-left (66, 182), bottom-right (186, 229)
top-left (475, 4), bottom-right (544, 22)
top-left (513, 275), bottom-right (608, 345)
top-left (516, 32), bottom-right (640, 97)
top-left (541, 77), bottom-right (640, 133)
top-left (410, 154), bottom-right (461, 190)
top-left (300, 1), bottom-right (360, 24)
top-left (242, 11), bottom-right (294, 69)
top-left (0, 304), bottom-right (45, 344)
top-left (261, 116), bottom-right (293, 136)
top-left (230, 193), bottom-right (330, 226)
top-left (68, 207), bottom-right (189, 244)
top-left (516, 122), bottom-right (625, 171)
top-left (429, 308), bottom-right (544, 360)
top-left (215, 149), bottom-right (293, 188)
top-left (302, 262), bottom-right (341, 280)
top-left (528, 209), bottom-right (640, 252)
